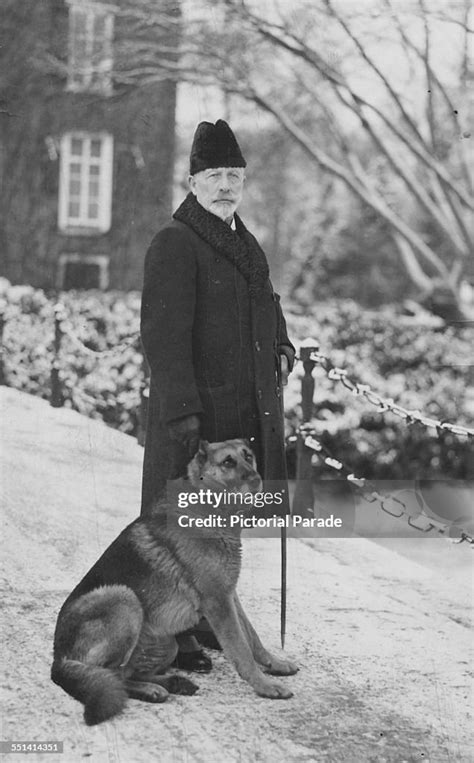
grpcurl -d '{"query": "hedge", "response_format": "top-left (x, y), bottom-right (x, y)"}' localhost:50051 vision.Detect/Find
top-left (1, 282), bottom-right (472, 481)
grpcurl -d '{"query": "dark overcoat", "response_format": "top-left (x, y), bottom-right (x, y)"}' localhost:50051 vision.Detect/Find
top-left (140, 193), bottom-right (294, 515)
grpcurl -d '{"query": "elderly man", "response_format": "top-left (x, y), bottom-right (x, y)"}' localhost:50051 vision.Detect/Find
top-left (140, 119), bottom-right (295, 670)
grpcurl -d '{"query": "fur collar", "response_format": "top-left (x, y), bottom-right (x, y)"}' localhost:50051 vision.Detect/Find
top-left (173, 192), bottom-right (269, 293)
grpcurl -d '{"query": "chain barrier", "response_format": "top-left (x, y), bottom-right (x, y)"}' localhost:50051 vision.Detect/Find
top-left (53, 303), bottom-right (141, 358)
top-left (0, 300), bottom-right (147, 437)
top-left (0, 303), bottom-right (140, 359)
top-left (3, 303), bottom-right (472, 543)
top-left (303, 346), bottom-right (474, 439)
top-left (290, 425), bottom-right (473, 545)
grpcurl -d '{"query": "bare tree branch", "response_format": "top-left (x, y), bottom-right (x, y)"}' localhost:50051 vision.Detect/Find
top-left (247, 87), bottom-right (450, 280)
top-left (323, 0), bottom-right (425, 145)
top-left (223, 1), bottom-right (473, 210)
top-left (392, 235), bottom-right (435, 291)
top-left (418, 0), bottom-right (437, 152)
top-left (385, 0), bottom-right (472, 190)
top-left (460, 0), bottom-right (472, 88)
top-left (429, 9), bottom-right (474, 33)
top-left (333, 87), bottom-right (470, 258)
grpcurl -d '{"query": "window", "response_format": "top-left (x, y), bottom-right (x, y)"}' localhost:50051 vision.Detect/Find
top-left (67, 1), bottom-right (115, 93)
top-left (57, 254), bottom-right (109, 290)
top-left (58, 132), bottom-right (113, 233)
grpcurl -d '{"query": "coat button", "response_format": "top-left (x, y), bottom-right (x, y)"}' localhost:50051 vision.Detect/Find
top-left (257, 389), bottom-right (263, 399)
top-left (276, 387), bottom-right (281, 398)
top-left (255, 341), bottom-right (261, 351)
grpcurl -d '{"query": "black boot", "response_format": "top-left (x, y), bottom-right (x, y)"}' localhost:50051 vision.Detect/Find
top-left (172, 635), bottom-right (213, 673)
top-left (194, 628), bottom-right (222, 651)
top-left (177, 618), bottom-right (222, 652)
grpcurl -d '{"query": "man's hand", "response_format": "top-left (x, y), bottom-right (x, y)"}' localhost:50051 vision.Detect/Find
top-left (279, 346), bottom-right (295, 386)
top-left (168, 414), bottom-right (201, 459)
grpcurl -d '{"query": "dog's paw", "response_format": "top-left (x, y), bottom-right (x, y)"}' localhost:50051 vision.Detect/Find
top-left (255, 679), bottom-right (294, 700)
top-left (263, 658), bottom-right (299, 676)
top-left (166, 675), bottom-right (199, 696)
top-left (128, 682), bottom-right (169, 703)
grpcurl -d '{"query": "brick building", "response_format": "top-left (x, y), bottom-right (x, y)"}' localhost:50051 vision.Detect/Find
top-left (1, 0), bottom-right (179, 290)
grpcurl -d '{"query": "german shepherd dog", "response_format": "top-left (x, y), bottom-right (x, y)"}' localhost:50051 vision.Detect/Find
top-left (51, 439), bottom-right (298, 725)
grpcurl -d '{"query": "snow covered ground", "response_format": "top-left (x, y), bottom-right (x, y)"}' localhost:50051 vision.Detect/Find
top-left (1, 387), bottom-right (472, 762)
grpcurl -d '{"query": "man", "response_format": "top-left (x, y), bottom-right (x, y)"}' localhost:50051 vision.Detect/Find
top-left (140, 119), bottom-right (295, 670)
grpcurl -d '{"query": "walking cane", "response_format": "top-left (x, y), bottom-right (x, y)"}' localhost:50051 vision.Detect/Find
top-left (281, 524), bottom-right (287, 649)
top-left (280, 354), bottom-right (289, 650)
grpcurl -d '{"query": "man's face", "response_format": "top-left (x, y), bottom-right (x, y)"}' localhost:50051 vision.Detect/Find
top-left (189, 167), bottom-right (245, 223)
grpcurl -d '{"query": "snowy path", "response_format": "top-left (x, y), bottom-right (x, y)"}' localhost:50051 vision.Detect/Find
top-left (1, 387), bottom-right (472, 762)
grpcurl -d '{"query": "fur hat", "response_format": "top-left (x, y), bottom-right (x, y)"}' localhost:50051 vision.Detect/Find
top-left (189, 120), bottom-right (246, 175)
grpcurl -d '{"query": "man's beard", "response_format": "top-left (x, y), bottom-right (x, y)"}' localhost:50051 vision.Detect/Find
top-left (211, 199), bottom-right (237, 222)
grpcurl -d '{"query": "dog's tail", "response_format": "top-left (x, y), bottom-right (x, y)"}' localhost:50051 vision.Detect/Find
top-left (51, 658), bottom-right (127, 725)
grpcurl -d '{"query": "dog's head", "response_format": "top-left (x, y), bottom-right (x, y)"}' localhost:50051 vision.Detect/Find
top-left (187, 439), bottom-right (262, 494)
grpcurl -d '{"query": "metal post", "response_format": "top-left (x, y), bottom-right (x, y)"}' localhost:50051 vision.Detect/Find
top-left (292, 340), bottom-right (318, 518)
top-left (137, 351), bottom-right (149, 447)
top-left (0, 301), bottom-right (6, 386)
top-left (50, 303), bottom-right (64, 408)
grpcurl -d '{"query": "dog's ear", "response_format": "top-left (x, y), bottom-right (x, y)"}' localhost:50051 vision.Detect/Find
top-left (197, 440), bottom-right (209, 458)
top-left (194, 440), bottom-right (209, 470)
top-left (187, 440), bottom-right (208, 483)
